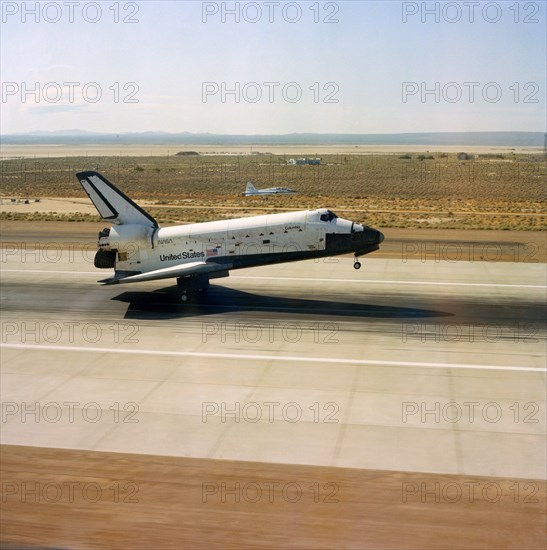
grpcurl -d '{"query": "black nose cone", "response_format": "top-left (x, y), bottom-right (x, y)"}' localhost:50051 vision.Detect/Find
top-left (358, 227), bottom-right (384, 246)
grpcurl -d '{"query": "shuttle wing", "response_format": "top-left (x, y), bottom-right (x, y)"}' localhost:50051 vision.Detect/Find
top-left (100, 261), bottom-right (230, 285)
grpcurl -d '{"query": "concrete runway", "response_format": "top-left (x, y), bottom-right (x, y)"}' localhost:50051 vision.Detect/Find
top-left (1, 246), bottom-right (545, 479)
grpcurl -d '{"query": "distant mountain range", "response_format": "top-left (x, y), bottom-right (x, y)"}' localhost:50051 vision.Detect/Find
top-left (1, 131), bottom-right (544, 146)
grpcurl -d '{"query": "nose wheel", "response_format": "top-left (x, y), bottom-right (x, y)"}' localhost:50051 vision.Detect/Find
top-left (353, 256), bottom-right (362, 270)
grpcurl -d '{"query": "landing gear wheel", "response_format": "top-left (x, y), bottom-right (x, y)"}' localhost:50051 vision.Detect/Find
top-left (176, 275), bottom-right (210, 303)
top-left (353, 261), bottom-right (362, 270)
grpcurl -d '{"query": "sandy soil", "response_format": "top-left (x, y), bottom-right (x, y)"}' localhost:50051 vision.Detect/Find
top-left (1, 197), bottom-right (545, 219)
top-left (0, 197), bottom-right (96, 215)
top-left (1, 445), bottom-right (545, 550)
top-left (1, 144), bottom-right (543, 159)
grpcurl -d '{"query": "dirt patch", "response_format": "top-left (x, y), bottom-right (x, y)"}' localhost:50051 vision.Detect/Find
top-left (1, 445), bottom-right (545, 550)
top-left (2, 152), bottom-right (544, 230)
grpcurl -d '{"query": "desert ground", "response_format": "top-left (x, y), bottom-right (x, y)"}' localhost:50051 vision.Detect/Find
top-left (1, 144), bottom-right (545, 159)
top-left (1, 150), bottom-right (545, 231)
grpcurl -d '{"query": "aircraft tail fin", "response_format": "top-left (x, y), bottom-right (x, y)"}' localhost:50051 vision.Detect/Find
top-left (245, 181), bottom-right (258, 194)
top-left (76, 171), bottom-right (158, 227)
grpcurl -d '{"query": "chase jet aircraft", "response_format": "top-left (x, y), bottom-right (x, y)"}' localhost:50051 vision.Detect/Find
top-left (244, 182), bottom-right (297, 196)
top-left (77, 171), bottom-right (383, 301)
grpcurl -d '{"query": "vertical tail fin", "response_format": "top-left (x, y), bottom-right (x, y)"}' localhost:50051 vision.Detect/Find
top-left (76, 171), bottom-right (158, 227)
top-left (245, 181), bottom-right (258, 195)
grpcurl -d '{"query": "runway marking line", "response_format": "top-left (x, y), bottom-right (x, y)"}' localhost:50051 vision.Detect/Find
top-left (1, 269), bottom-right (544, 289)
top-left (232, 276), bottom-right (546, 290)
top-left (1, 343), bottom-right (545, 373)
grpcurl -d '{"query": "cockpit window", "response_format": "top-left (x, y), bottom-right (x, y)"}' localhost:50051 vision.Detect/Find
top-left (320, 210), bottom-right (337, 222)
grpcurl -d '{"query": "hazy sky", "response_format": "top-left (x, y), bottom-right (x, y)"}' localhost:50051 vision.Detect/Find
top-left (1, 0), bottom-right (545, 134)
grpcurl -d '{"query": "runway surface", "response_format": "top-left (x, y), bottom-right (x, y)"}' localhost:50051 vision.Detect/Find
top-left (1, 244), bottom-right (545, 478)
top-left (1, 227), bottom-right (546, 548)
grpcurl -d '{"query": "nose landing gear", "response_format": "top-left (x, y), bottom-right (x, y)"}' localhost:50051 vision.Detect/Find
top-left (353, 256), bottom-right (362, 270)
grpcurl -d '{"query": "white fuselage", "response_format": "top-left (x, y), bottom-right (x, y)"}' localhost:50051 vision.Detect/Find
top-left (102, 209), bottom-right (361, 274)
top-left (244, 187), bottom-right (297, 196)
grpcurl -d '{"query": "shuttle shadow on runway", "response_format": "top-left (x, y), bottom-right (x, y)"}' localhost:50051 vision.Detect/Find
top-left (112, 285), bottom-right (454, 320)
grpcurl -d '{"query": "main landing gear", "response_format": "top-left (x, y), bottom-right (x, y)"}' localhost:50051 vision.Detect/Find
top-left (176, 269), bottom-right (229, 304)
top-left (177, 275), bottom-right (210, 303)
top-left (353, 256), bottom-right (362, 270)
